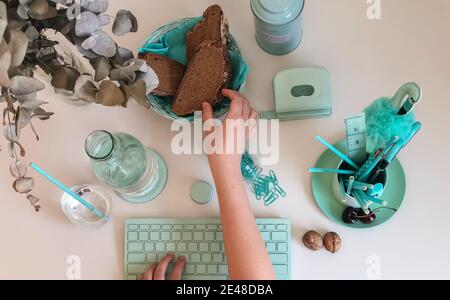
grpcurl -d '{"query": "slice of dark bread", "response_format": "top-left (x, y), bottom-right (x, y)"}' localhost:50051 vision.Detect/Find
top-left (138, 53), bottom-right (186, 97)
top-left (172, 40), bottom-right (231, 116)
top-left (186, 4), bottom-right (228, 64)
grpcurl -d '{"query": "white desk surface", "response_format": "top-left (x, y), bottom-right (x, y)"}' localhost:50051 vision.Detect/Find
top-left (1, 0), bottom-right (449, 280)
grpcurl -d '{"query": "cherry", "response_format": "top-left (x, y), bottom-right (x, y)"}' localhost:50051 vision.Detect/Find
top-left (357, 209), bottom-right (377, 224)
top-left (342, 207), bottom-right (359, 224)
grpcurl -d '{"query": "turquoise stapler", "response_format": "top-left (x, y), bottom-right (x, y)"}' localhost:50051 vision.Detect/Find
top-left (261, 67), bottom-right (332, 120)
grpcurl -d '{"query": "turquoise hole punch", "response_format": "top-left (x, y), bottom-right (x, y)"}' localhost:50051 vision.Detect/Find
top-left (241, 153), bottom-right (286, 206)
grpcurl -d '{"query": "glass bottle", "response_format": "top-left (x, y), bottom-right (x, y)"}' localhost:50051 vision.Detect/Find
top-left (85, 130), bottom-right (167, 203)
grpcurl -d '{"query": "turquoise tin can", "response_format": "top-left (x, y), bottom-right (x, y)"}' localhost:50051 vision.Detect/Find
top-left (251, 0), bottom-right (305, 55)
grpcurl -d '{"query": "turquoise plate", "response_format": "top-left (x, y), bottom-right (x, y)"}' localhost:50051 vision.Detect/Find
top-left (311, 140), bottom-right (406, 228)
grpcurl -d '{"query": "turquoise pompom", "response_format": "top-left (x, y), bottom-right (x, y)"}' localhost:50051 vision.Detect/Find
top-left (364, 97), bottom-right (416, 152)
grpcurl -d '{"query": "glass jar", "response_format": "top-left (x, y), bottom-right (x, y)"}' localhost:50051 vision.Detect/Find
top-left (85, 130), bottom-right (167, 203)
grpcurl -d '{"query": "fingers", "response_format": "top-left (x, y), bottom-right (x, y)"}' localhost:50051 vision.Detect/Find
top-left (170, 256), bottom-right (187, 280)
top-left (142, 263), bottom-right (157, 280)
top-left (153, 254), bottom-right (174, 280)
top-left (223, 89), bottom-right (248, 118)
top-left (202, 102), bottom-right (214, 122)
top-left (250, 109), bottom-right (259, 121)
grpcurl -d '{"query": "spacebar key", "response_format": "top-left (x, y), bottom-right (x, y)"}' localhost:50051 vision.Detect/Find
top-left (128, 264), bottom-right (149, 274)
top-left (183, 275), bottom-right (228, 280)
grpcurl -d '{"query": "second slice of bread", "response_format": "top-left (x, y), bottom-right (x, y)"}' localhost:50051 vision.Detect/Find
top-left (172, 40), bottom-right (231, 116)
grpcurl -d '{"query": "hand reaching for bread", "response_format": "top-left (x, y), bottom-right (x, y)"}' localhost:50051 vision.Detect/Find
top-left (202, 89), bottom-right (258, 174)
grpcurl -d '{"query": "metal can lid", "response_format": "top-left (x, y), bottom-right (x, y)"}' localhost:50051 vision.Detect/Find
top-left (251, 0), bottom-right (305, 25)
top-left (190, 181), bottom-right (213, 205)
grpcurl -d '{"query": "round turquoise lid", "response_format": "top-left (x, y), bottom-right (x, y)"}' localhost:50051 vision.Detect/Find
top-left (190, 181), bottom-right (213, 205)
top-left (251, 0), bottom-right (305, 25)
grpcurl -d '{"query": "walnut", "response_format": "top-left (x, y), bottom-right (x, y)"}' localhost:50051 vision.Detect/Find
top-left (323, 232), bottom-right (342, 253)
top-left (302, 231), bottom-right (323, 251)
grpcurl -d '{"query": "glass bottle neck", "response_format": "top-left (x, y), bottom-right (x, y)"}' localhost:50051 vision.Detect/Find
top-left (85, 130), bottom-right (119, 161)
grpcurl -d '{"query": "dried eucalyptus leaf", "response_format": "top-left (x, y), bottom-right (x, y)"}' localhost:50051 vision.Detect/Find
top-left (74, 74), bottom-right (98, 102)
top-left (75, 11), bottom-right (101, 37)
top-left (9, 160), bottom-right (28, 178)
top-left (31, 107), bottom-right (53, 120)
top-left (0, 2), bottom-right (7, 40)
top-left (27, 194), bottom-right (41, 209)
top-left (8, 29), bottom-right (28, 67)
top-left (17, 107), bottom-right (31, 129)
top-left (112, 47), bottom-right (134, 66)
top-left (113, 10), bottom-right (137, 36)
top-left (109, 67), bottom-right (135, 82)
top-left (25, 25), bottom-right (40, 42)
top-left (0, 49), bottom-right (11, 87)
top-left (90, 30), bottom-right (116, 57)
top-left (21, 99), bottom-right (47, 110)
top-left (10, 76), bottom-right (45, 95)
top-left (7, 142), bottom-right (14, 158)
top-left (98, 14), bottom-right (110, 26)
top-left (29, 0), bottom-right (58, 20)
top-left (14, 141), bottom-right (26, 156)
top-left (81, 35), bottom-right (96, 50)
top-left (81, 0), bottom-right (109, 14)
top-left (94, 57), bottom-right (111, 81)
top-left (66, 3), bottom-right (81, 20)
top-left (74, 35), bottom-right (98, 59)
top-left (17, 4), bottom-right (30, 20)
top-left (4, 124), bottom-right (18, 141)
top-left (96, 80), bottom-right (126, 106)
top-left (130, 80), bottom-right (150, 109)
top-left (125, 58), bottom-right (148, 73)
top-left (51, 66), bottom-right (80, 92)
top-left (13, 177), bottom-right (34, 194)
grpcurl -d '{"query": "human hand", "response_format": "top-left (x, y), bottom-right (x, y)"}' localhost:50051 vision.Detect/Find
top-left (202, 89), bottom-right (258, 174)
top-left (142, 254), bottom-right (186, 280)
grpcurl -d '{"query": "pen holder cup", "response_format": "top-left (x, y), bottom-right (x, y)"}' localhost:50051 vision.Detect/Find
top-left (332, 161), bottom-right (388, 208)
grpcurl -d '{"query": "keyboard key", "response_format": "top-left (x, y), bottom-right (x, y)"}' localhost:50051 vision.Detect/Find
top-left (178, 243), bottom-right (187, 251)
top-left (208, 265), bottom-right (217, 274)
top-left (128, 243), bottom-right (143, 252)
top-left (193, 232), bottom-right (203, 240)
top-left (273, 264), bottom-right (288, 275)
top-left (199, 243), bottom-right (209, 252)
top-left (216, 232), bottom-right (223, 241)
top-left (195, 225), bottom-right (206, 230)
top-left (218, 265), bottom-right (228, 274)
top-left (202, 253), bottom-right (212, 263)
top-left (185, 225), bottom-right (194, 230)
top-left (128, 253), bottom-right (146, 263)
top-left (161, 232), bottom-right (170, 241)
top-left (147, 253), bottom-right (157, 262)
top-left (191, 253), bottom-right (201, 263)
top-left (188, 243), bottom-right (198, 251)
top-left (174, 225), bottom-right (183, 230)
top-left (172, 232), bottom-right (181, 240)
top-left (270, 254), bottom-right (288, 264)
top-left (213, 254), bottom-right (223, 263)
top-left (207, 225), bottom-right (218, 230)
top-left (204, 232), bottom-right (214, 240)
top-left (128, 232), bottom-right (138, 241)
top-left (272, 232), bottom-right (287, 241)
top-left (150, 232), bottom-right (159, 240)
top-left (139, 225), bottom-right (150, 230)
top-left (185, 265), bottom-right (195, 274)
top-left (157, 253), bottom-right (166, 260)
top-left (261, 232), bottom-right (270, 241)
top-left (139, 232), bottom-right (149, 241)
top-left (128, 225), bottom-right (138, 230)
top-left (162, 225), bottom-right (171, 230)
top-left (257, 224), bottom-right (264, 230)
top-left (276, 224), bottom-right (287, 230)
top-left (128, 264), bottom-right (148, 274)
top-left (197, 265), bottom-right (206, 274)
top-left (166, 243), bottom-right (176, 252)
top-left (179, 253), bottom-right (189, 262)
top-left (182, 232), bottom-right (192, 240)
top-left (265, 224), bottom-right (276, 230)
top-left (266, 243), bottom-right (276, 252)
top-left (210, 243), bottom-right (220, 252)
top-left (150, 225), bottom-right (160, 230)
top-left (155, 243), bottom-right (165, 251)
top-left (278, 243), bottom-right (288, 252)
top-left (145, 243), bottom-right (154, 252)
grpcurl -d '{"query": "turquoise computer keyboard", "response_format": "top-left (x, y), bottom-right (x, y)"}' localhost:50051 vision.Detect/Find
top-left (125, 218), bottom-right (291, 280)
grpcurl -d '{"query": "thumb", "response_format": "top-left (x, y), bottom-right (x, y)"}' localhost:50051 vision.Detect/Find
top-left (202, 102), bottom-right (214, 122)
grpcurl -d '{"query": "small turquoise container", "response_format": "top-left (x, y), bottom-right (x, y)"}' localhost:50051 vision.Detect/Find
top-left (251, 0), bottom-right (305, 55)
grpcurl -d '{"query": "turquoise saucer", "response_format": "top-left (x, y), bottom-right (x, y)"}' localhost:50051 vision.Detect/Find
top-left (311, 140), bottom-right (406, 228)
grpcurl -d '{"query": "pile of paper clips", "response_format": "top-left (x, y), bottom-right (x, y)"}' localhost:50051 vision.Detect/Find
top-left (241, 153), bottom-right (287, 206)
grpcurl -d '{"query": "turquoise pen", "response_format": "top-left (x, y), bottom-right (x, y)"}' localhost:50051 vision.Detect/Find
top-left (308, 168), bottom-right (356, 175)
top-left (30, 163), bottom-right (109, 221)
top-left (316, 136), bottom-right (360, 169)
